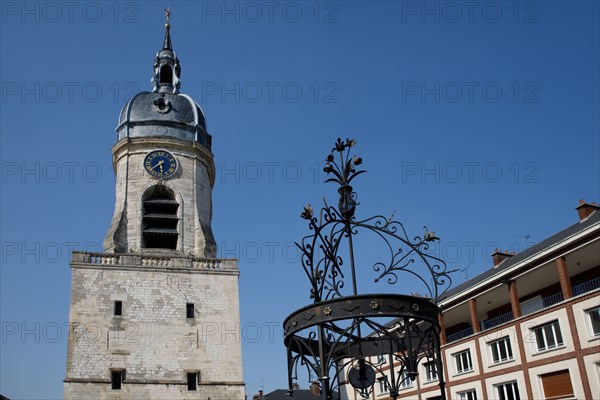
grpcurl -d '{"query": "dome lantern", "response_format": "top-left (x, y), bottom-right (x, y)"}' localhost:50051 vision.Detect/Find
top-left (151, 8), bottom-right (181, 94)
top-left (115, 11), bottom-right (210, 149)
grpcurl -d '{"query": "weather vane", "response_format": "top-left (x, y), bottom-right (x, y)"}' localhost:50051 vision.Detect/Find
top-left (164, 7), bottom-right (171, 29)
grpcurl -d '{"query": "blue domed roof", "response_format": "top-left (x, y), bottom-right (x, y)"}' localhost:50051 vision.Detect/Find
top-left (116, 91), bottom-right (210, 148)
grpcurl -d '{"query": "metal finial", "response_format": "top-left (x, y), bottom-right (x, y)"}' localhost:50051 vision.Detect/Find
top-left (164, 7), bottom-right (171, 30)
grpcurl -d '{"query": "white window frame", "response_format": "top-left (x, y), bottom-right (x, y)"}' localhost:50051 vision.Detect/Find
top-left (488, 336), bottom-right (514, 364)
top-left (453, 349), bottom-right (473, 374)
top-left (423, 361), bottom-right (438, 382)
top-left (532, 320), bottom-right (564, 352)
top-left (495, 380), bottom-right (520, 400)
top-left (377, 376), bottom-right (389, 395)
top-left (585, 306), bottom-right (600, 338)
top-left (457, 389), bottom-right (477, 400)
top-left (399, 370), bottom-right (413, 389)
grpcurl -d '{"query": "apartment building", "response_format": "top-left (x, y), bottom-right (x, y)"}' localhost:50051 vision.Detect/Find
top-left (344, 200), bottom-right (600, 400)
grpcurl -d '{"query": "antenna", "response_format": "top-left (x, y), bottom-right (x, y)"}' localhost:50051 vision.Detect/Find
top-left (459, 264), bottom-right (471, 280)
top-left (510, 233), bottom-right (531, 252)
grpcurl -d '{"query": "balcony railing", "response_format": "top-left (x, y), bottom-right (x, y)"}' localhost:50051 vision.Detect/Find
top-left (446, 326), bottom-right (473, 343)
top-left (543, 292), bottom-right (564, 307)
top-left (480, 311), bottom-right (514, 331)
top-left (444, 277), bottom-right (600, 345)
top-left (573, 277), bottom-right (600, 296)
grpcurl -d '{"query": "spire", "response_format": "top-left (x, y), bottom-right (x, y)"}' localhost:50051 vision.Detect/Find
top-left (163, 8), bottom-right (172, 50)
top-left (151, 8), bottom-right (181, 94)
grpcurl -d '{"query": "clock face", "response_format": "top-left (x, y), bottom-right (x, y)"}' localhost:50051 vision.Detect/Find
top-left (144, 150), bottom-right (178, 179)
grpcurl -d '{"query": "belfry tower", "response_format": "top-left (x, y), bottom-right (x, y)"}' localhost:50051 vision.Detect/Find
top-left (64, 16), bottom-right (245, 400)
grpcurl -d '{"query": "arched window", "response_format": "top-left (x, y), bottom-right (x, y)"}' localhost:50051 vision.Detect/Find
top-left (159, 65), bottom-right (173, 85)
top-left (142, 185), bottom-right (179, 250)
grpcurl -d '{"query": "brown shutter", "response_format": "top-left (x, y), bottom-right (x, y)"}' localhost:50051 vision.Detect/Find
top-left (541, 370), bottom-right (574, 399)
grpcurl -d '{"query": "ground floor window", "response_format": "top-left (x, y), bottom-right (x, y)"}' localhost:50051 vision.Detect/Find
top-left (458, 389), bottom-right (477, 400)
top-left (540, 369), bottom-right (574, 399)
top-left (495, 381), bottom-right (520, 400)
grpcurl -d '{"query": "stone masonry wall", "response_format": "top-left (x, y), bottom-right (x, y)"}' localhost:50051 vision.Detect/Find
top-left (104, 138), bottom-right (216, 257)
top-left (64, 259), bottom-right (243, 400)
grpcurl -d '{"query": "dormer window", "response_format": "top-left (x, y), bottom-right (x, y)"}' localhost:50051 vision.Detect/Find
top-left (142, 185), bottom-right (179, 249)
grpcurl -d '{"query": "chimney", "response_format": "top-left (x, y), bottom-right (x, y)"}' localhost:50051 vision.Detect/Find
top-left (491, 248), bottom-right (514, 268)
top-left (310, 381), bottom-right (321, 396)
top-left (576, 199), bottom-right (600, 221)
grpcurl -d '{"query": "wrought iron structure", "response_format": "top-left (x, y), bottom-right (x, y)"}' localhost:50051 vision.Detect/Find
top-left (283, 139), bottom-right (454, 400)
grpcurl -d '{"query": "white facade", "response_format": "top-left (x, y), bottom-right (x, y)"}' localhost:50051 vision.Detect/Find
top-left (339, 204), bottom-right (600, 400)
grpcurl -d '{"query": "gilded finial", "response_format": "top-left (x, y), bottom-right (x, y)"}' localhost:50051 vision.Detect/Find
top-left (164, 7), bottom-right (171, 30)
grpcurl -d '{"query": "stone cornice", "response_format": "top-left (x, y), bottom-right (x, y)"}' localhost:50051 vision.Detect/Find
top-left (70, 251), bottom-right (239, 276)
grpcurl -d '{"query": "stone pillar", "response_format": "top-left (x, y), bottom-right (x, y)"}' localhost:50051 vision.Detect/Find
top-left (469, 299), bottom-right (480, 333)
top-left (556, 256), bottom-right (573, 299)
top-left (508, 280), bottom-right (521, 318)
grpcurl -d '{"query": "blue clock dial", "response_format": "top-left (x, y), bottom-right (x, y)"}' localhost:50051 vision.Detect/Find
top-left (144, 150), bottom-right (178, 179)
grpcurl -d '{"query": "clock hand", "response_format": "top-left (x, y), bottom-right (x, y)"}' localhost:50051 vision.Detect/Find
top-left (153, 160), bottom-right (164, 171)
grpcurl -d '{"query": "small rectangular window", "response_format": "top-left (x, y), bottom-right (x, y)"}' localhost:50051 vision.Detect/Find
top-left (424, 361), bottom-right (438, 382)
top-left (186, 303), bottom-right (195, 319)
top-left (495, 381), bottom-right (520, 400)
top-left (187, 372), bottom-right (198, 391)
top-left (111, 370), bottom-right (124, 390)
top-left (453, 349), bottom-right (473, 374)
top-left (458, 389), bottom-right (478, 400)
top-left (114, 301), bottom-right (122, 316)
top-left (586, 307), bottom-right (600, 337)
top-left (377, 376), bottom-right (388, 394)
top-left (399, 370), bottom-right (413, 389)
top-left (533, 320), bottom-right (563, 352)
top-left (489, 336), bottom-right (513, 364)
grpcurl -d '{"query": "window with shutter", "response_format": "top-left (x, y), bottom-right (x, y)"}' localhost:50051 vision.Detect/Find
top-left (540, 370), bottom-right (574, 399)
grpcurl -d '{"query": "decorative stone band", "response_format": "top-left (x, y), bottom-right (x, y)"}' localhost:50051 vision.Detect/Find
top-left (70, 251), bottom-right (238, 275)
top-left (63, 377), bottom-right (245, 386)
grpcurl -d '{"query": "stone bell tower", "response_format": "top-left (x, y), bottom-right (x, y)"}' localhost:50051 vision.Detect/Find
top-left (63, 15), bottom-right (245, 400)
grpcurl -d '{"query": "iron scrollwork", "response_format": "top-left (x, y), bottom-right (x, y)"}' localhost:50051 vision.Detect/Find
top-left (284, 139), bottom-right (451, 400)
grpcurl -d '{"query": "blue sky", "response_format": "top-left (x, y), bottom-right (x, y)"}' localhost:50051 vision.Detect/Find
top-left (1, 1), bottom-right (599, 398)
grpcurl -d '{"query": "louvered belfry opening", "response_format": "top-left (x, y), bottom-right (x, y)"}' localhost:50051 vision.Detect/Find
top-left (142, 185), bottom-right (179, 250)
